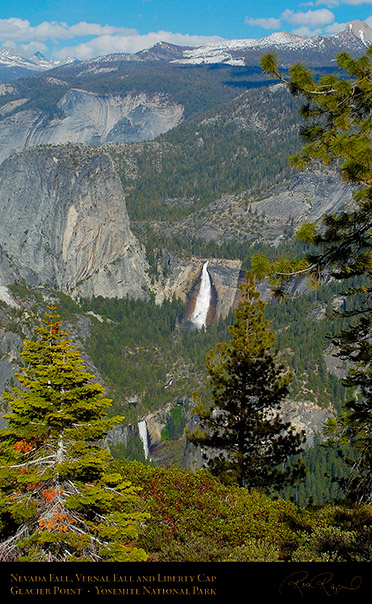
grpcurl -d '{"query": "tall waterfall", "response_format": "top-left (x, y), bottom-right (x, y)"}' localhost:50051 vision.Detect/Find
top-left (138, 420), bottom-right (150, 460)
top-left (191, 261), bottom-right (212, 330)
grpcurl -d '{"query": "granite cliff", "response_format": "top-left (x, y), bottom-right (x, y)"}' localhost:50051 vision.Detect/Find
top-left (0, 89), bottom-right (183, 165)
top-left (0, 144), bottom-right (149, 300)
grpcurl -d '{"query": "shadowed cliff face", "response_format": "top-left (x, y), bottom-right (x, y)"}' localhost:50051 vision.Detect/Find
top-left (0, 144), bottom-right (149, 300)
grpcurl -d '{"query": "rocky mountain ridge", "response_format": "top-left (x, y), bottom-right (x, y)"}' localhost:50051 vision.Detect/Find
top-left (172, 20), bottom-right (372, 67)
top-left (0, 48), bottom-right (76, 81)
top-left (0, 20), bottom-right (369, 166)
top-left (0, 19), bottom-right (370, 82)
top-left (0, 28), bottom-right (360, 477)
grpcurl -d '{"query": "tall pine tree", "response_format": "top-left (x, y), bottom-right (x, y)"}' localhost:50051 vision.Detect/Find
top-left (186, 272), bottom-right (305, 489)
top-left (0, 304), bottom-right (148, 562)
top-left (259, 49), bottom-right (372, 502)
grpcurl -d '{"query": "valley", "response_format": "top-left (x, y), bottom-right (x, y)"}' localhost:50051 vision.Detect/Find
top-left (0, 19), bottom-right (370, 507)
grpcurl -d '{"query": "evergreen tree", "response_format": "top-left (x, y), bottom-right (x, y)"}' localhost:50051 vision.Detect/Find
top-left (259, 50), bottom-right (372, 501)
top-left (327, 312), bottom-right (372, 503)
top-left (0, 304), bottom-right (148, 562)
top-left (259, 50), bottom-right (372, 294)
top-left (186, 272), bottom-right (305, 489)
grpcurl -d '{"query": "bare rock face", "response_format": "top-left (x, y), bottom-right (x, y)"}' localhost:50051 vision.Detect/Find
top-left (0, 144), bottom-right (149, 300)
top-left (0, 89), bottom-right (184, 165)
top-left (152, 255), bottom-right (242, 322)
top-left (165, 169), bottom-right (354, 246)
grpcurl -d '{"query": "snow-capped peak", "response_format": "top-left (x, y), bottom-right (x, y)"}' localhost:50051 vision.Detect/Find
top-left (0, 47), bottom-right (77, 73)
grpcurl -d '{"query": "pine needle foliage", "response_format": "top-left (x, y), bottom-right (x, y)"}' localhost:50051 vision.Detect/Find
top-left (258, 49), bottom-right (372, 292)
top-left (186, 272), bottom-right (306, 489)
top-left (259, 49), bottom-right (372, 502)
top-left (0, 304), bottom-right (148, 562)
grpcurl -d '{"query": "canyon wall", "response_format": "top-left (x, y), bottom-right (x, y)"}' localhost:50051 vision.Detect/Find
top-left (0, 144), bottom-right (149, 300)
top-left (0, 89), bottom-right (184, 165)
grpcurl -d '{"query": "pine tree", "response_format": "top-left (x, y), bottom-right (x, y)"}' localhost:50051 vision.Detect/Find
top-left (327, 312), bottom-right (372, 503)
top-left (0, 304), bottom-right (148, 562)
top-left (258, 50), bottom-right (372, 295)
top-left (259, 50), bottom-right (372, 501)
top-left (186, 272), bottom-right (306, 489)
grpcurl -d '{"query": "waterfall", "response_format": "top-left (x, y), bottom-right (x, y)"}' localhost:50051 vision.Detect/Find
top-left (138, 420), bottom-right (150, 460)
top-left (191, 261), bottom-right (212, 330)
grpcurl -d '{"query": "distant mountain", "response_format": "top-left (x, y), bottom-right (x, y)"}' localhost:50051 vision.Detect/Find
top-left (0, 47), bottom-right (77, 81)
top-left (172, 20), bottom-right (372, 67)
top-left (1, 19), bottom-right (372, 164)
top-left (0, 19), bottom-right (371, 83)
top-left (0, 25), bottom-right (360, 478)
top-left (83, 19), bottom-right (372, 69)
top-left (68, 20), bottom-right (372, 73)
top-left (135, 41), bottom-right (193, 62)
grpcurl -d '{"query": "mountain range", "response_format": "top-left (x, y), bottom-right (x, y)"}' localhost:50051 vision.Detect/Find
top-left (0, 18), bottom-right (371, 83)
top-left (0, 48), bottom-right (76, 81)
top-left (0, 19), bottom-right (364, 485)
top-left (0, 20), bottom-right (371, 167)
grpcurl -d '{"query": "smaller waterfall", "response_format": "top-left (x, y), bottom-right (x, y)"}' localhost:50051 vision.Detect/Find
top-left (138, 420), bottom-right (150, 460)
top-left (191, 261), bottom-right (212, 330)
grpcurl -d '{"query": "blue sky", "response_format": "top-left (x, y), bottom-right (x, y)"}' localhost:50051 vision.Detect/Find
top-left (2, 0), bottom-right (372, 60)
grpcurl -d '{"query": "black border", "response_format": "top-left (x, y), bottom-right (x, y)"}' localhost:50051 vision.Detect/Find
top-left (0, 561), bottom-right (370, 603)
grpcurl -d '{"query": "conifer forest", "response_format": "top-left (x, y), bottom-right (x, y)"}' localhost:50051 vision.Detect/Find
top-left (0, 33), bottom-right (372, 598)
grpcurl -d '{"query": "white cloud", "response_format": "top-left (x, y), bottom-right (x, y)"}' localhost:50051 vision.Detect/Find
top-left (245, 7), bottom-right (337, 37)
top-left (341, 0), bottom-right (372, 4)
top-left (0, 18), bottom-right (223, 59)
top-left (291, 26), bottom-right (323, 35)
top-left (55, 31), bottom-right (224, 60)
top-left (19, 41), bottom-right (50, 55)
top-left (0, 18), bottom-right (131, 44)
top-left (245, 17), bottom-right (281, 30)
top-left (325, 21), bottom-right (347, 32)
top-left (315, 0), bottom-right (340, 6)
top-left (281, 8), bottom-right (335, 26)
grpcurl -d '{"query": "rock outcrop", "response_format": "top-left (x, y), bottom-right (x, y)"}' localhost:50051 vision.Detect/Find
top-left (0, 89), bottom-right (184, 165)
top-left (165, 169), bottom-right (354, 246)
top-left (0, 144), bottom-right (149, 300)
top-left (152, 255), bottom-right (243, 322)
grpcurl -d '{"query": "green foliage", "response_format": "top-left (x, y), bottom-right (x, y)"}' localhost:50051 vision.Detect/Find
top-left (280, 442), bottom-right (355, 506)
top-left (111, 433), bottom-right (148, 464)
top-left (49, 271), bottom-right (352, 504)
top-left (80, 294), bottom-right (232, 422)
top-left (116, 85), bottom-right (302, 222)
top-left (117, 460), bottom-right (372, 562)
top-left (187, 272), bottom-right (305, 488)
top-left (0, 304), bottom-right (148, 562)
top-left (118, 461), bottom-right (308, 561)
top-left (292, 502), bottom-right (372, 562)
top-left (264, 278), bottom-right (355, 409)
top-left (161, 405), bottom-right (187, 441)
top-left (260, 48), bottom-right (372, 504)
top-left (259, 52), bottom-right (280, 79)
top-left (258, 49), bottom-right (372, 292)
top-left (329, 313), bottom-right (372, 503)
top-left (296, 222), bottom-right (317, 244)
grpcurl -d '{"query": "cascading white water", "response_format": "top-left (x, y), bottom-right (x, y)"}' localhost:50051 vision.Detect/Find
top-left (138, 420), bottom-right (150, 460)
top-left (191, 261), bottom-right (212, 330)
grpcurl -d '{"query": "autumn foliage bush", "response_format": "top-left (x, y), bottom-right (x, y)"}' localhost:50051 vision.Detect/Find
top-left (119, 461), bottom-right (312, 562)
top-left (118, 461), bottom-right (372, 562)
